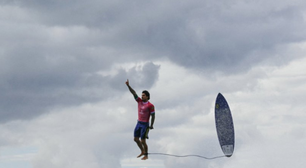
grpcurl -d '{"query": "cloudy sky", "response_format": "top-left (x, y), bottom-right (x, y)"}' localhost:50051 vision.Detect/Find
top-left (1, 0), bottom-right (306, 167)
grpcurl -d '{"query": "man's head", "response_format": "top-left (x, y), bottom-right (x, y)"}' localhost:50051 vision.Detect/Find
top-left (141, 90), bottom-right (150, 102)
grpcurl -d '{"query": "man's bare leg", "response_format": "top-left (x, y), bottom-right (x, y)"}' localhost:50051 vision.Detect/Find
top-left (134, 137), bottom-right (145, 158)
top-left (141, 139), bottom-right (148, 160)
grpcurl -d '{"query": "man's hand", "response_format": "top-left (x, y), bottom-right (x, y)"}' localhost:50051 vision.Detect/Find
top-left (126, 79), bottom-right (137, 97)
top-left (149, 126), bottom-right (154, 130)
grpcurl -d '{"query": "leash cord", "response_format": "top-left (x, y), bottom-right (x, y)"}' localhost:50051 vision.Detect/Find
top-left (148, 153), bottom-right (226, 160)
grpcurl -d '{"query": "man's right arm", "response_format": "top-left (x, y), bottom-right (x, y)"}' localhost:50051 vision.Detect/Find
top-left (126, 79), bottom-right (138, 99)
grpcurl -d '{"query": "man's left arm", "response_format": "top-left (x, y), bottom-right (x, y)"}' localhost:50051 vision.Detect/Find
top-left (150, 113), bottom-right (155, 129)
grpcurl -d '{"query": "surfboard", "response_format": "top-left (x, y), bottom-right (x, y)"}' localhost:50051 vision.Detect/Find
top-left (215, 93), bottom-right (235, 157)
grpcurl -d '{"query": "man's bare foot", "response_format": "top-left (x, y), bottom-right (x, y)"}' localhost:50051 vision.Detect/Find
top-left (141, 155), bottom-right (148, 160)
top-left (137, 153), bottom-right (145, 158)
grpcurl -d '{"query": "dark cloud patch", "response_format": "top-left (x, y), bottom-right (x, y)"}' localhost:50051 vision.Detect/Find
top-left (126, 62), bottom-right (161, 89)
top-left (1, 0), bottom-right (129, 27)
top-left (133, 1), bottom-right (306, 72)
top-left (0, 59), bottom-right (160, 123)
top-left (2, 1), bottom-right (305, 74)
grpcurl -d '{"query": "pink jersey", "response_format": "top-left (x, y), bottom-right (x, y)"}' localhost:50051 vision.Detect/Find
top-left (136, 97), bottom-right (155, 122)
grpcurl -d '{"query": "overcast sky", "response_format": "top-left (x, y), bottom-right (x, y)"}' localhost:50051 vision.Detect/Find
top-left (0, 0), bottom-right (306, 168)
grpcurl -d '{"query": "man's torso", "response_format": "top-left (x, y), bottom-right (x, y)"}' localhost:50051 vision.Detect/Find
top-left (136, 97), bottom-right (155, 122)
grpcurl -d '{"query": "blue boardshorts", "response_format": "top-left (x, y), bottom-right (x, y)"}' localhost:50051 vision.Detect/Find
top-left (134, 121), bottom-right (150, 139)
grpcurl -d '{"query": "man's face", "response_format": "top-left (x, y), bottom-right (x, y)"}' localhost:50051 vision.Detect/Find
top-left (141, 93), bottom-right (148, 102)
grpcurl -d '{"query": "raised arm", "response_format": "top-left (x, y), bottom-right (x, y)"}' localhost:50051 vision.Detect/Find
top-left (126, 79), bottom-right (138, 99)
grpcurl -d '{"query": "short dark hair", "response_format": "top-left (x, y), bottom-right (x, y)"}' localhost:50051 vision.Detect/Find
top-left (142, 90), bottom-right (150, 100)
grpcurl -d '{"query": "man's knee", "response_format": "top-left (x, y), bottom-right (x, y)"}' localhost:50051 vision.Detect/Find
top-left (134, 137), bottom-right (140, 143)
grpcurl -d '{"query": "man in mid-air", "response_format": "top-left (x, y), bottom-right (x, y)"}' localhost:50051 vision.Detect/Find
top-left (126, 79), bottom-right (155, 160)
